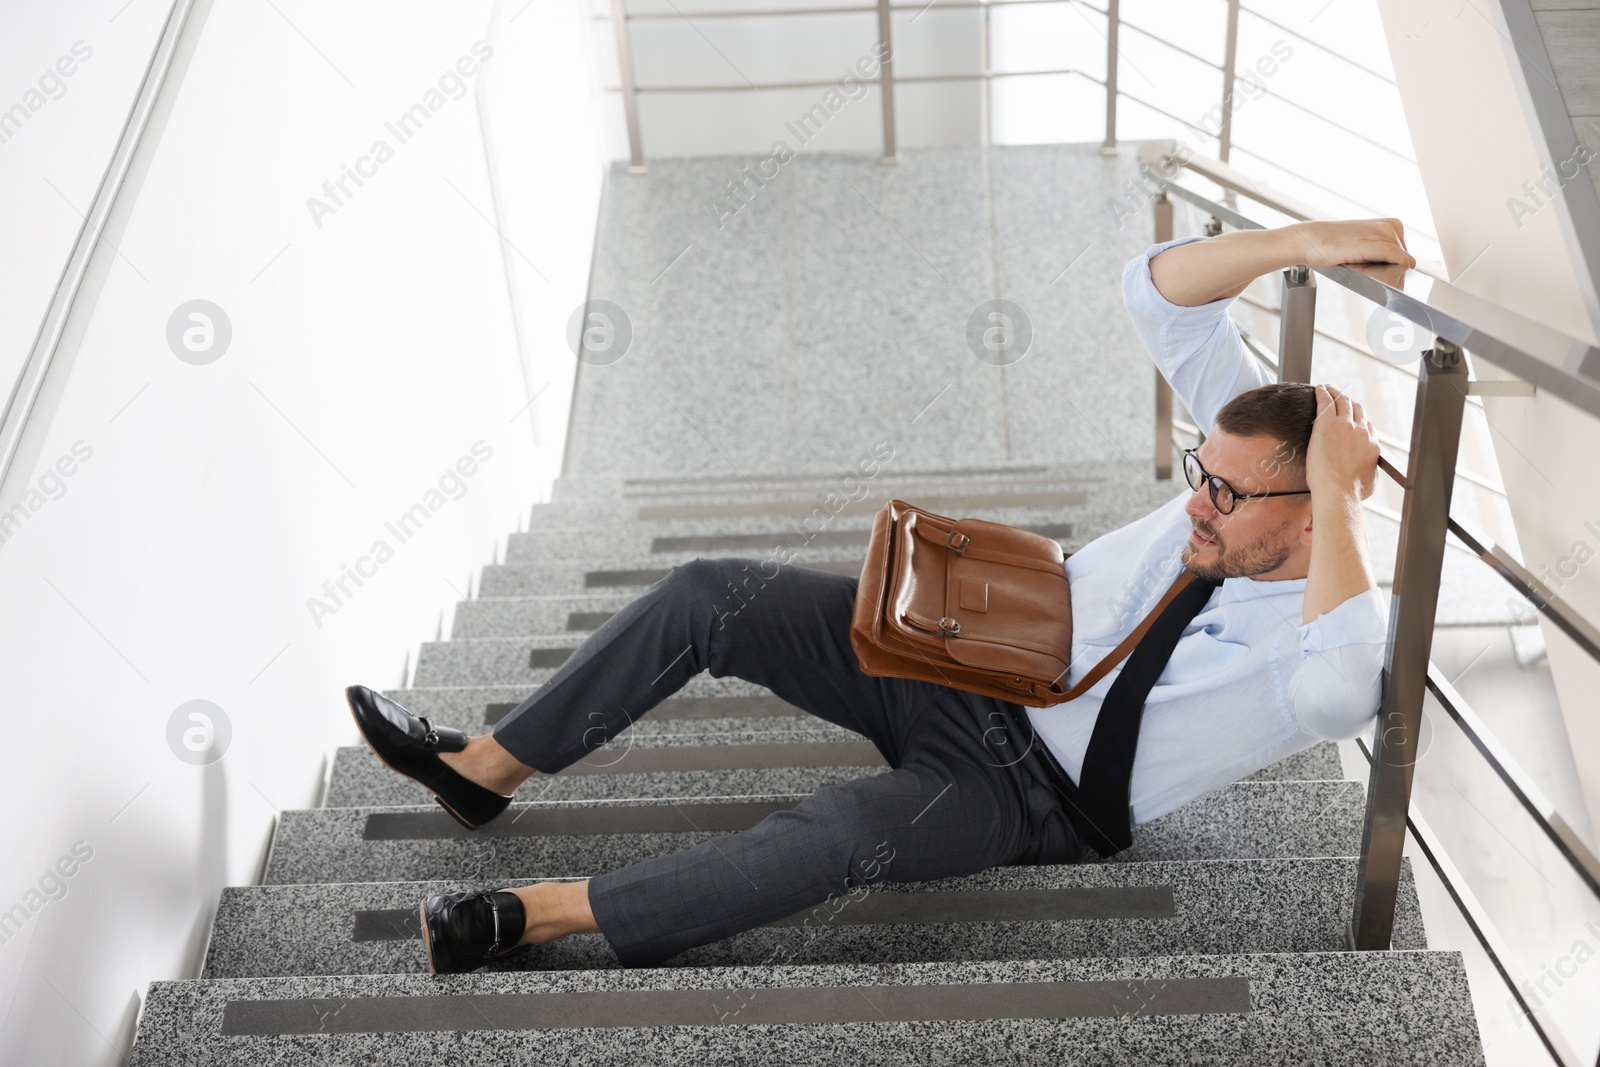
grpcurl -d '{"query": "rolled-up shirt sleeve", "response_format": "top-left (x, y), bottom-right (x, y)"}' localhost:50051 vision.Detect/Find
top-left (1122, 236), bottom-right (1273, 435)
top-left (1276, 586), bottom-right (1388, 739)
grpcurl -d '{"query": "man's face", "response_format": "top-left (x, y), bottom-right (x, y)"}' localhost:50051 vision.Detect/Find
top-left (1181, 430), bottom-right (1311, 582)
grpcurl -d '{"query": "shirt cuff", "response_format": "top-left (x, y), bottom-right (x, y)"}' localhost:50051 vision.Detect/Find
top-left (1299, 586), bottom-right (1388, 653)
top-left (1124, 236), bottom-right (1243, 330)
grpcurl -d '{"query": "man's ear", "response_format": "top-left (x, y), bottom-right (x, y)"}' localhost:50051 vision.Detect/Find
top-left (1298, 507), bottom-right (1315, 548)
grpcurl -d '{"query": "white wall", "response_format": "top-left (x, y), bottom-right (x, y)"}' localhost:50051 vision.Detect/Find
top-left (0, 0), bottom-right (173, 415)
top-left (0, 0), bottom-right (605, 1062)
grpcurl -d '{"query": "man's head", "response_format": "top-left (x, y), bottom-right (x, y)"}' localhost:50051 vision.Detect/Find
top-left (1181, 382), bottom-right (1318, 582)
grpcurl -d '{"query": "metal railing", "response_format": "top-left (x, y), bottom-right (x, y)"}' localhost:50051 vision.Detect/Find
top-left (596, 0), bottom-right (1413, 184)
top-left (1144, 142), bottom-right (1600, 1067)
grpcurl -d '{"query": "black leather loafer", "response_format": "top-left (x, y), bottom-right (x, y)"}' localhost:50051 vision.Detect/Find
top-left (419, 889), bottom-right (530, 974)
top-left (345, 684), bottom-right (513, 830)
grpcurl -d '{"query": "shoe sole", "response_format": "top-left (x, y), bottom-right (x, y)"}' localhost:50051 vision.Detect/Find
top-left (419, 899), bottom-right (441, 973)
top-left (345, 687), bottom-right (489, 832)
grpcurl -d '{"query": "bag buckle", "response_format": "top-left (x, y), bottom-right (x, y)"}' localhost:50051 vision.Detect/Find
top-left (938, 616), bottom-right (961, 635)
top-left (945, 529), bottom-right (969, 554)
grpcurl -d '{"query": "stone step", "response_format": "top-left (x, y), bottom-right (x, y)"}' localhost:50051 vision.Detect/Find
top-left (503, 518), bottom-right (1074, 563)
top-left (540, 464), bottom-right (1133, 510)
top-left (323, 735), bottom-right (1344, 809)
top-left (476, 555), bottom-right (866, 598)
top-left (450, 593), bottom-right (641, 639)
top-left (411, 635), bottom-right (582, 687)
top-left (324, 737), bottom-right (888, 808)
top-left (202, 856), bottom-right (1424, 979)
top-left (368, 683), bottom-right (810, 735)
top-left (132, 951), bottom-right (1484, 1065)
top-left (265, 780), bottom-right (1365, 886)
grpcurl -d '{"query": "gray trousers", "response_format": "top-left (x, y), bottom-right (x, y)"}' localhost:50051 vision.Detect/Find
top-left (492, 556), bottom-right (1088, 966)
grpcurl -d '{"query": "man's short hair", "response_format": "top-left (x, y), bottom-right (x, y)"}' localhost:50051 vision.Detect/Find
top-left (1213, 382), bottom-right (1317, 484)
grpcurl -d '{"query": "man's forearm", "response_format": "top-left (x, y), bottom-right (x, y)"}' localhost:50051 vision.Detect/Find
top-left (1303, 487), bottom-right (1377, 625)
top-left (1149, 218), bottom-right (1415, 307)
top-left (1148, 227), bottom-right (1310, 307)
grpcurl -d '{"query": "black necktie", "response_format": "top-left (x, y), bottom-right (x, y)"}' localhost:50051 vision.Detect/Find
top-left (1054, 573), bottom-right (1221, 858)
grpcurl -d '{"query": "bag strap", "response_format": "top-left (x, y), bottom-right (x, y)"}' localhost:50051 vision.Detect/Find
top-left (1053, 568), bottom-right (1199, 702)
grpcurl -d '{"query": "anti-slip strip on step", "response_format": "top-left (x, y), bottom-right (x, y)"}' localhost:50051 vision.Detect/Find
top-left (494, 742), bottom-right (886, 778)
top-left (635, 491), bottom-right (1091, 521)
top-left (566, 611), bottom-right (615, 630)
top-left (621, 464), bottom-right (1060, 488)
top-left (219, 976), bottom-right (1251, 1035)
top-left (583, 558), bottom-right (864, 587)
top-left (484, 695), bottom-right (807, 726)
top-left (350, 887), bottom-right (1177, 943)
top-left (362, 800), bottom-right (800, 840)
top-left (648, 523), bottom-right (1073, 553)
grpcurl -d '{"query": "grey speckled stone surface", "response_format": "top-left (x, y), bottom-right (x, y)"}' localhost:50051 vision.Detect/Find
top-left (450, 594), bottom-right (639, 639)
top-left (265, 781), bottom-right (1363, 885)
top-left (133, 144), bottom-right (1492, 1066)
top-left (324, 745), bottom-right (883, 807)
top-left (506, 475), bottom-right (1179, 538)
top-left (205, 858), bottom-right (1426, 979)
top-left (373, 681), bottom-right (793, 733)
top-left (552, 149), bottom-right (1163, 483)
top-left (134, 952), bottom-right (1483, 1066)
top-left (322, 739), bottom-right (1342, 809)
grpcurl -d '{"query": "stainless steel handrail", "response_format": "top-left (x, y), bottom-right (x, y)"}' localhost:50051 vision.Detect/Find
top-left (1353, 736), bottom-right (1587, 1067)
top-left (1147, 160), bottom-right (1600, 671)
top-left (598, 0), bottom-right (1404, 180)
top-left (1145, 146), bottom-right (1600, 419)
top-left (0, 0), bottom-right (196, 492)
top-left (1149, 149), bottom-right (1600, 1067)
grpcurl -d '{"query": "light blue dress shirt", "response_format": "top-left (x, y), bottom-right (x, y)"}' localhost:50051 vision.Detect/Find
top-left (1024, 235), bottom-right (1387, 825)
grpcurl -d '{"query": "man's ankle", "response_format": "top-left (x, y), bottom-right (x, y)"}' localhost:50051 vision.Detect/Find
top-left (509, 880), bottom-right (596, 946)
top-left (439, 734), bottom-right (535, 795)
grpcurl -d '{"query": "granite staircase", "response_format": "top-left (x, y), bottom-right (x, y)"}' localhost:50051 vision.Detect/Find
top-left (129, 466), bottom-right (1486, 1065)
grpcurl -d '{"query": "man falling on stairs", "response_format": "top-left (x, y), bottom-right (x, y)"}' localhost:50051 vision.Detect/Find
top-left (346, 217), bottom-right (1408, 973)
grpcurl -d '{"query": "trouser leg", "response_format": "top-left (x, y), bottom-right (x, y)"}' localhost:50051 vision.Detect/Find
top-left (491, 555), bottom-right (931, 771)
top-left (588, 678), bottom-right (1088, 966)
top-left (492, 554), bottom-right (1087, 965)
top-left (587, 755), bottom-right (1030, 967)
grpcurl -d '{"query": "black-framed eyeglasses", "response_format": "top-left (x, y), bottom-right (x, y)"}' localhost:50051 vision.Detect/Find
top-left (1182, 448), bottom-right (1311, 515)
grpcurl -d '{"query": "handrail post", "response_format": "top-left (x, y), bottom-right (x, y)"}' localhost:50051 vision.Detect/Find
top-left (877, 0), bottom-right (899, 164)
top-left (1101, 0), bottom-right (1120, 156)
top-left (1153, 190), bottom-right (1175, 479)
top-left (610, 0), bottom-right (646, 173)
top-left (1278, 265), bottom-right (1316, 383)
top-left (1219, 0), bottom-right (1240, 161)
top-left (1350, 339), bottom-right (1468, 950)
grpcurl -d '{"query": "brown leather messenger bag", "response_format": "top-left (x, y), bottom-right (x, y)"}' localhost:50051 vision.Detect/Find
top-left (848, 498), bottom-right (1197, 707)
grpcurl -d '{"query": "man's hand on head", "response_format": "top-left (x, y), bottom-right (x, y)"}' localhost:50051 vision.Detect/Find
top-left (1301, 383), bottom-right (1382, 625)
top-left (1292, 219), bottom-right (1416, 272)
top-left (1306, 384), bottom-right (1379, 501)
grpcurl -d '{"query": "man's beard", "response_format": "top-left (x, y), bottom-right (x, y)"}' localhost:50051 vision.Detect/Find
top-left (1181, 517), bottom-right (1296, 581)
